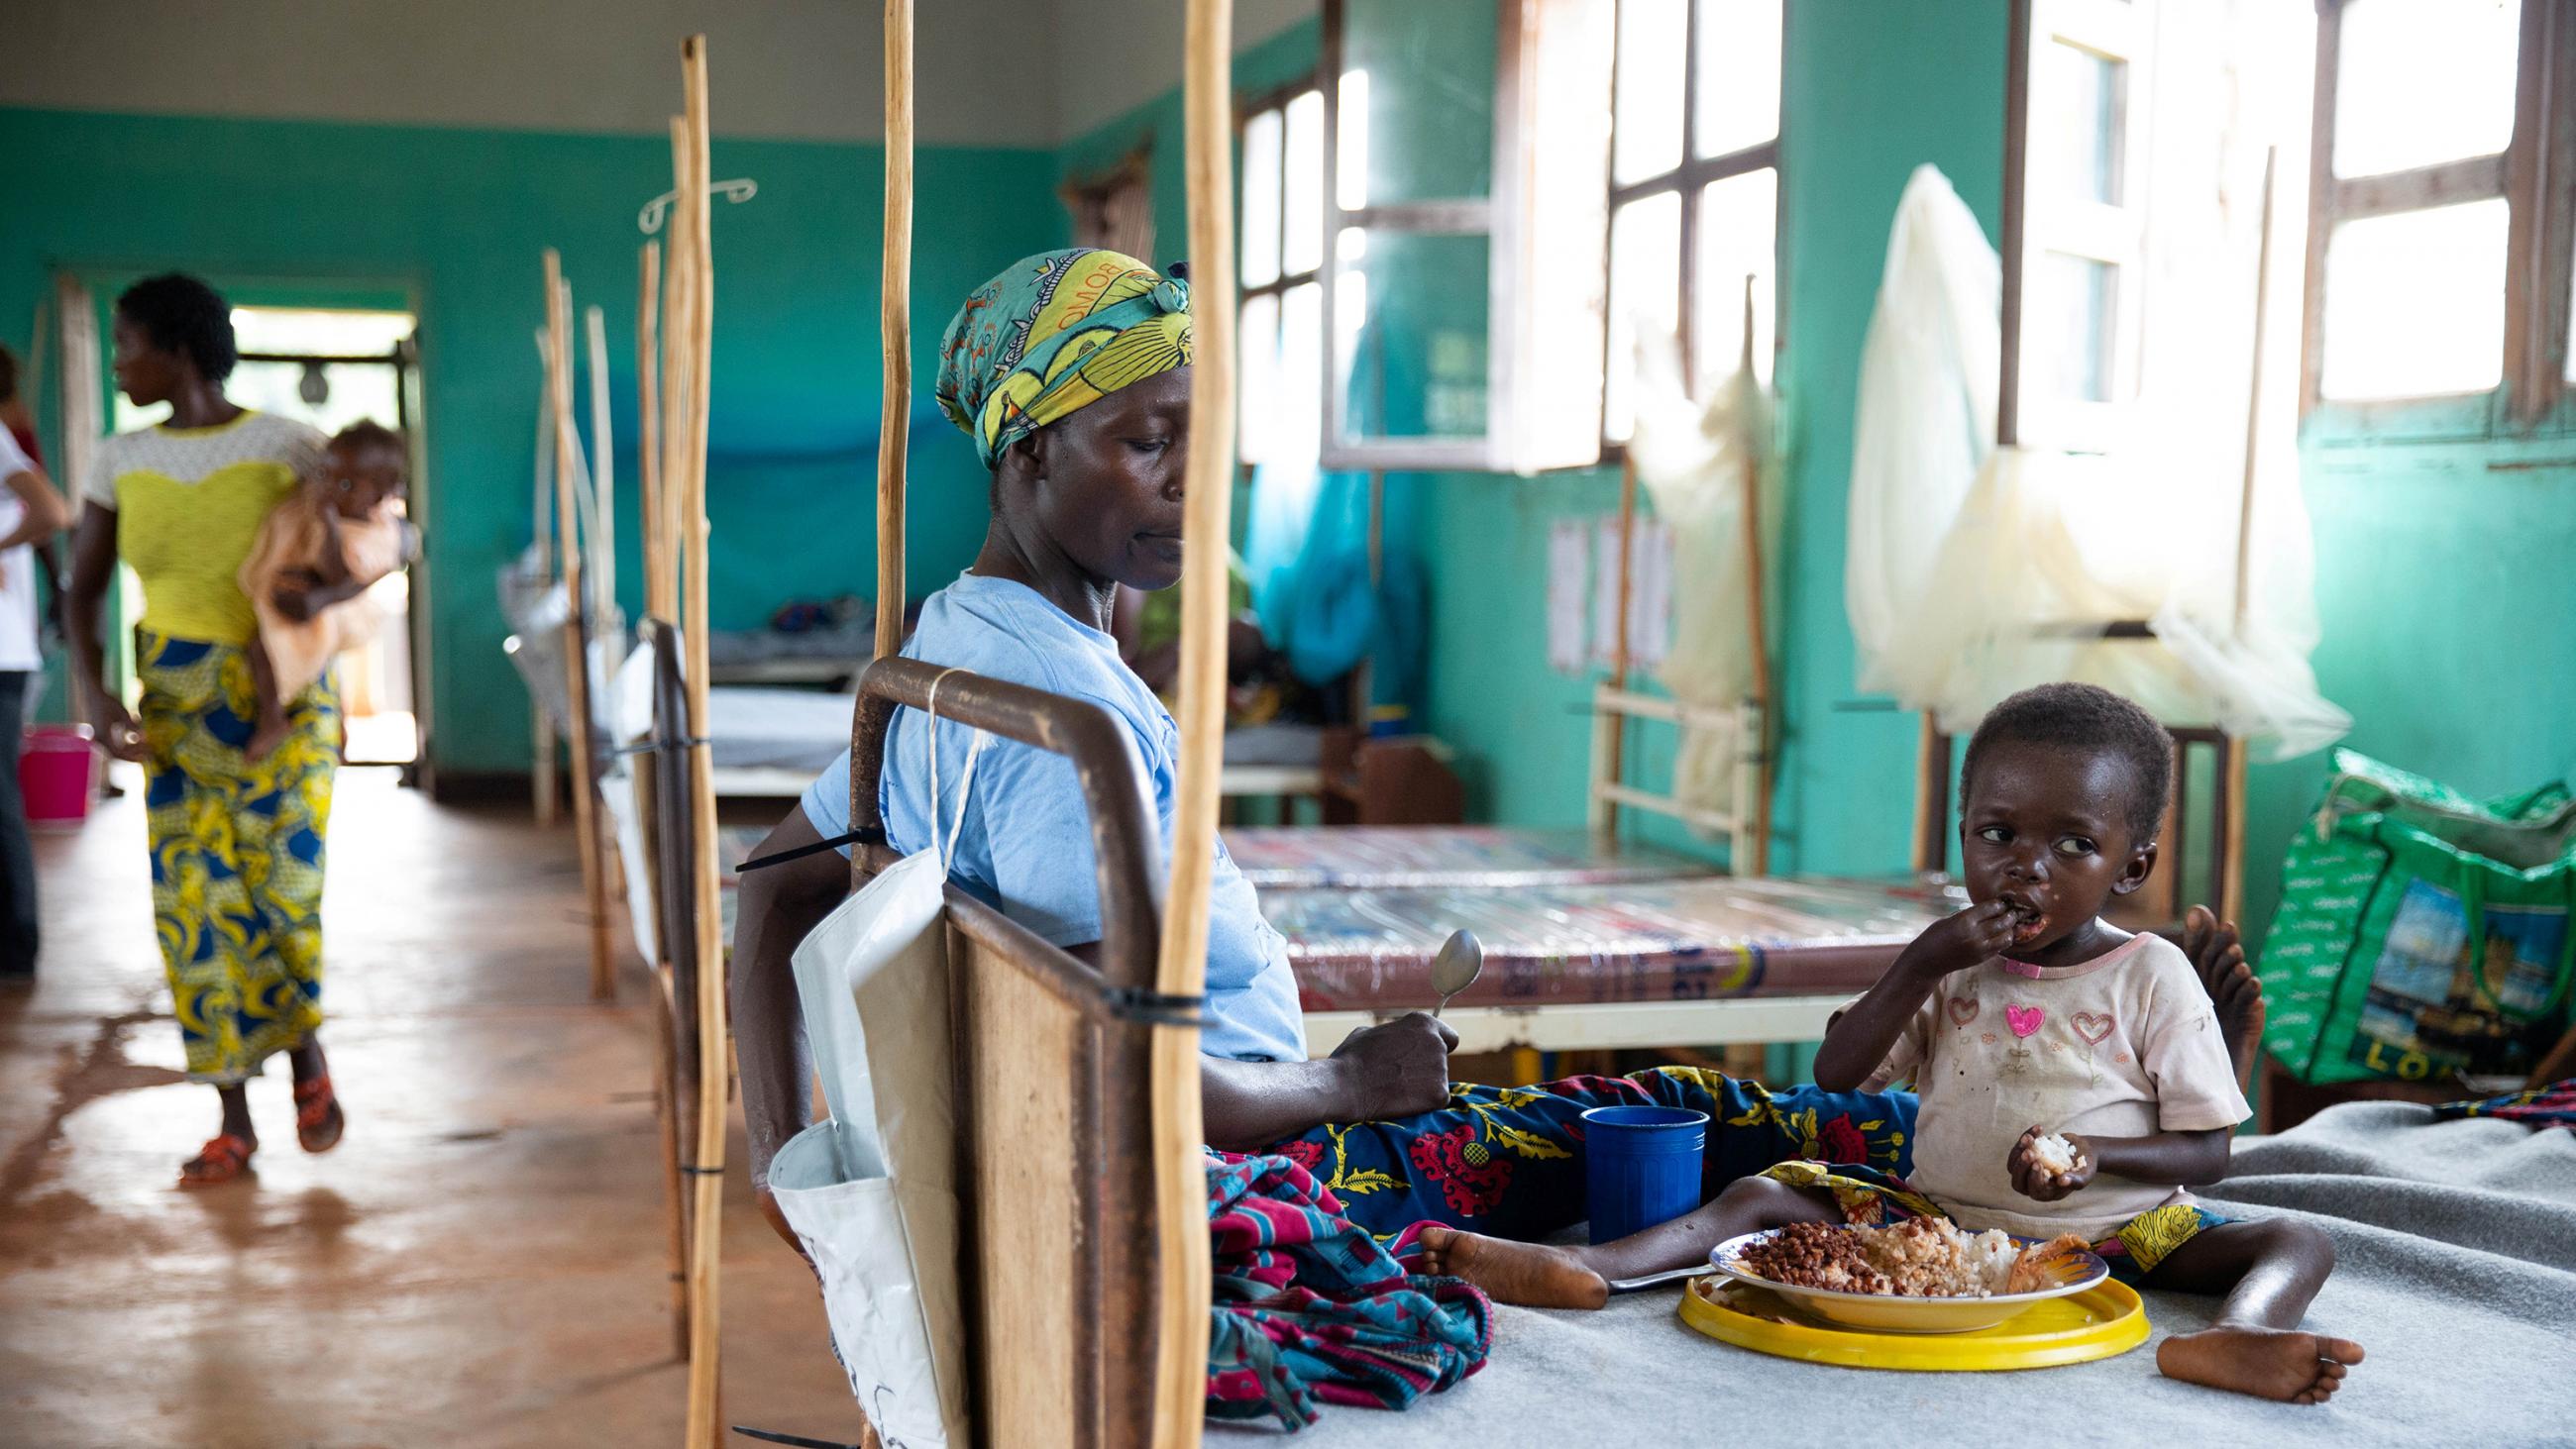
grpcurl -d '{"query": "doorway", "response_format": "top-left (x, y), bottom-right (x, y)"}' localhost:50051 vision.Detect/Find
top-left (108, 305), bottom-right (424, 767)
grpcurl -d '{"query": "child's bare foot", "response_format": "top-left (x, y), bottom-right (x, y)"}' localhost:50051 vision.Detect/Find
top-left (2157, 1324), bottom-right (2363, 1403)
top-left (2185, 905), bottom-right (2266, 1089)
top-left (245, 716), bottom-right (289, 762)
top-left (1415, 1224), bottom-right (1609, 1309)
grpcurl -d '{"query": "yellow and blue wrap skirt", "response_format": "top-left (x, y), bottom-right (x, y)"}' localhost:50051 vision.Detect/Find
top-left (136, 629), bottom-right (338, 1085)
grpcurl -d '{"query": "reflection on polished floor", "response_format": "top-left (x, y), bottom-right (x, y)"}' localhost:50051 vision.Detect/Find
top-left (0, 768), bottom-right (855, 1448)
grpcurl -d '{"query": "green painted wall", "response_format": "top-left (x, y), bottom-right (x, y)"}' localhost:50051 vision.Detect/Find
top-left (0, 107), bottom-right (1062, 774)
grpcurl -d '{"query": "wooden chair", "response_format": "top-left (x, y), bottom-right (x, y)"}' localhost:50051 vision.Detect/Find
top-left (844, 655), bottom-right (1176, 1447)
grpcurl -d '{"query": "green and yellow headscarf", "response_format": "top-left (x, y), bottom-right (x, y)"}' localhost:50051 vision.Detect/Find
top-left (935, 249), bottom-right (1194, 469)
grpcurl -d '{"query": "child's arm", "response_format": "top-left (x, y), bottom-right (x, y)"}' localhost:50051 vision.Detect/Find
top-left (2006, 1124), bottom-right (2230, 1200)
top-left (1813, 901), bottom-right (2017, 1090)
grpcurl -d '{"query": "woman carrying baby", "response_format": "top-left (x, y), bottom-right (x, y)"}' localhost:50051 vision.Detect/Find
top-left (1423, 683), bottom-right (2360, 1405)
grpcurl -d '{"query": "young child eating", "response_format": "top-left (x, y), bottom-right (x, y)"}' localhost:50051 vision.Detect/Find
top-left (1418, 683), bottom-right (2361, 1404)
top-left (240, 420), bottom-right (415, 759)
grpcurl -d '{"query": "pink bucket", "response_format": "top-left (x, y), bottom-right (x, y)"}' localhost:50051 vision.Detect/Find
top-left (22, 725), bottom-right (99, 830)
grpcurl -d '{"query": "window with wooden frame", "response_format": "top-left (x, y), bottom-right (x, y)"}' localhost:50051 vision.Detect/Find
top-left (1320, 0), bottom-right (1615, 474)
top-left (2304, 0), bottom-right (2575, 426)
top-left (1238, 85), bottom-right (1327, 469)
top-left (1602, 0), bottom-right (1783, 446)
top-left (2007, 0), bottom-right (2150, 453)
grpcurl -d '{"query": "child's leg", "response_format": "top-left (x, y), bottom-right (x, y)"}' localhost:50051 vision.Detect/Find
top-left (244, 635), bottom-right (288, 760)
top-left (2184, 905), bottom-right (2266, 1094)
top-left (2146, 1218), bottom-right (2363, 1403)
top-left (1415, 1176), bottom-right (1838, 1309)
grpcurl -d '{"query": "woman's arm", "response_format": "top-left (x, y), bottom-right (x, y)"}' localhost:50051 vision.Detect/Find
top-left (65, 503), bottom-right (143, 762)
top-left (1200, 1012), bottom-right (1458, 1151)
top-left (731, 804), bottom-right (848, 1200)
top-left (0, 466), bottom-right (71, 552)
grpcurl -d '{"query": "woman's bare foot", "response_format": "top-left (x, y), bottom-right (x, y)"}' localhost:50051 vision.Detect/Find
top-left (2185, 905), bottom-right (2266, 1091)
top-left (1415, 1224), bottom-right (1610, 1309)
top-left (2157, 1324), bottom-right (2363, 1403)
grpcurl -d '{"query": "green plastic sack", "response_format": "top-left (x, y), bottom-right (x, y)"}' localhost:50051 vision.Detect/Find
top-left (2260, 749), bottom-right (2576, 1086)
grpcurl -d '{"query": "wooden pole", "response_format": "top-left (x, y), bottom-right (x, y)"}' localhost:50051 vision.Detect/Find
top-left (1735, 276), bottom-right (1773, 877)
top-left (1150, 2), bottom-right (1228, 1444)
top-left (639, 241), bottom-right (668, 627)
top-left (1596, 451), bottom-right (1639, 841)
top-left (586, 303), bottom-right (617, 635)
top-left (532, 358), bottom-right (561, 828)
top-left (660, 117), bottom-right (696, 623)
top-left (2217, 151), bottom-right (2279, 933)
top-left (877, 0), bottom-right (914, 663)
top-left (678, 35), bottom-right (728, 1449)
top-left (546, 254), bottom-right (616, 1003)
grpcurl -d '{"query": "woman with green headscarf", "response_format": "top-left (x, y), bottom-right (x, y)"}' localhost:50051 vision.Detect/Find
top-left (732, 249), bottom-right (1459, 1198)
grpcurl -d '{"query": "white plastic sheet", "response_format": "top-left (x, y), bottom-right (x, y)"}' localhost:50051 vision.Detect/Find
top-left (1627, 325), bottom-right (1778, 822)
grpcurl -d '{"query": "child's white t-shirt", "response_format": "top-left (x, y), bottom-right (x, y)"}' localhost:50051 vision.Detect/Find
top-left (1860, 931), bottom-right (2250, 1241)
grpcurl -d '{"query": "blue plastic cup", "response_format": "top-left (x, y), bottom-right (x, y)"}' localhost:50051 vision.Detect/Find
top-left (1582, 1104), bottom-right (1710, 1245)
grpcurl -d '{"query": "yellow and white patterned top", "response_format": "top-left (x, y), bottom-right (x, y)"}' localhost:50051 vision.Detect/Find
top-left (83, 411), bottom-right (327, 646)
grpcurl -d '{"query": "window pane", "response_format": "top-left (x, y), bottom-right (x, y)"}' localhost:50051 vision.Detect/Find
top-left (2319, 199), bottom-right (2509, 399)
top-left (1238, 291), bottom-right (1281, 464)
top-left (228, 360), bottom-right (405, 436)
top-left (2332, 0), bottom-right (2521, 178)
top-left (1241, 108), bottom-right (1283, 288)
top-left (1614, 0), bottom-right (1687, 184)
top-left (1604, 191), bottom-right (1682, 442)
top-left (1335, 231), bottom-right (1490, 443)
top-left (1692, 0), bottom-right (1781, 159)
top-left (2027, 251), bottom-right (2116, 403)
top-left (231, 307), bottom-right (415, 356)
top-left (2032, 41), bottom-right (2121, 204)
top-left (1342, 0), bottom-right (1496, 206)
top-left (1283, 90), bottom-right (1326, 276)
top-left (1693, 167), bottom-right (1776, 388)
top-left (1280, 281), bottom-right (1325, 462)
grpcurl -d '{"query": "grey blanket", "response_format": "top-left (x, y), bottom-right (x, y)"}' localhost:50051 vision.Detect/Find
top-left (1221, 1103), bottom-right (2576, 1448)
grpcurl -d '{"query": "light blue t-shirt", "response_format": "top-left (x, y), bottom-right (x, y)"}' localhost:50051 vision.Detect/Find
top-left (802, 572), bottom-right (1309, 1063)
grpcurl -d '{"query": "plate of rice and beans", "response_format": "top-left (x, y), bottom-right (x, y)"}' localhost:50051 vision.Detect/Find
top-left (1709, 1220), bottom-right (2109, 1334)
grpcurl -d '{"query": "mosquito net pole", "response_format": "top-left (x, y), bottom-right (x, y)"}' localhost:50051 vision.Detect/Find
top-left (639, 242), bottom-right (668, 625)
top-left (545, 254), bottom-right (615, 1003)
top-left (877, 0), bottom-right (913, 663)
top-left (678, 35), bottom-right (728, 1449)
top-left (1148, 3), bottom-right (1229, 1444)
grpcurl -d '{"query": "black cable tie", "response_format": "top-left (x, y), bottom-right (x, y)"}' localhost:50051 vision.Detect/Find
top-left (736, 828), bottom-right (885, 874)
top-left (607, 734), bottom-right (711, 760)
top-left (681, 1165), bottom-right (726, 1177)
top-left (1101, 984), bottom-right (1208, 1028)
top-left (733, 1426), bottom-right (867, 1449)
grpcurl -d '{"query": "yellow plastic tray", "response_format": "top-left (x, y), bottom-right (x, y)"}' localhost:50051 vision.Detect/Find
top-left (1677, 1274), bottom-right (2148, 1372)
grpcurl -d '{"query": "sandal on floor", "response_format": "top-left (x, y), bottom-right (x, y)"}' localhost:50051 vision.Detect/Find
top-left (179, 1132), bottom-right (257, 1187)
top-left (293, 1073), bottom-right (346, 1154)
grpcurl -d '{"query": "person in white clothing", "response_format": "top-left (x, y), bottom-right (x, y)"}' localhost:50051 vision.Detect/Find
top-left (0, 409), bottom-right (73, 981)
top-left (1413, 683), bottom-right (2361, 1406)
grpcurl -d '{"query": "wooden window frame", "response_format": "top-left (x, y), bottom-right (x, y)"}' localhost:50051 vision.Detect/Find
top-left (2301, 0), bottom-right (2576, 427)
top-left (2003, 0), bottom-right (2152, 453)
top-left (1237, 81), bottom-right (1326, 473)
top-left (1318, 0), bottom-right (1611, 475)
top-left (1601, 0), bottom-right (1784, 452)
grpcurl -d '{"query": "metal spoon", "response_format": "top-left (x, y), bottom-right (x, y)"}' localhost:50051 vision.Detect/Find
top-left (1430, 928), bottom-right (1483, 1019)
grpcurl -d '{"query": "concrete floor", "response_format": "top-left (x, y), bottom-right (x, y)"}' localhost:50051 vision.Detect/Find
top-left (0, 768), bottom-right (861, 1448)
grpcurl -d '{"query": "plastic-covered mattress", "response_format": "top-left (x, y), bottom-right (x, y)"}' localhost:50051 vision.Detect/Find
top-left (708, 686), bottom-right (855, 775)
top-left (1264, 876), bottom-right (1960, 1012)
top-left (1227, 826), bottom-right (1714, 890)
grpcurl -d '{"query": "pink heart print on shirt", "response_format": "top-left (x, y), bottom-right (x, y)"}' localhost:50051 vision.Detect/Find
top-left (2072, 1011), bottom-right (2115, 1046)
top-left (2005, 1004), bottom-right (2045, 1039)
